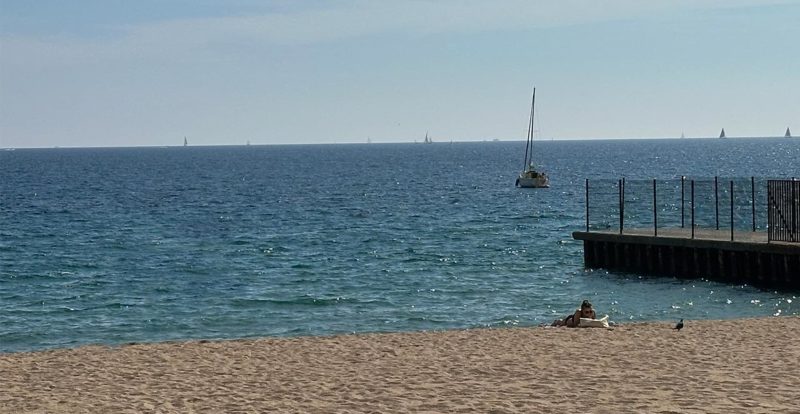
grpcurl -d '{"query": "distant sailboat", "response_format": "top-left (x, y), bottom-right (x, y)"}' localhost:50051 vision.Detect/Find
top-left (515, 87), bottom-right (550, 188)
top-left (681, 131), bottom-right (686, 139)
top-left (719, 128), bottom-right (726, 139)
top-left (424, 131), bottom-right (432, 144)
top-left (786, 127), bottom-right (792, 138)
top-left (184, 137), bottom-right (188, 146)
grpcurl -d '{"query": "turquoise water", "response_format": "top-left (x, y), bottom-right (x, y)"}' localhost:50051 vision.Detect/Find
top-left (1, 138), bottom-right (799, 353)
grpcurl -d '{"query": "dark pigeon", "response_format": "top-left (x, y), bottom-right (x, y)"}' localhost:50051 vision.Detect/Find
top-left (674, 319), bottom-right (684, 331)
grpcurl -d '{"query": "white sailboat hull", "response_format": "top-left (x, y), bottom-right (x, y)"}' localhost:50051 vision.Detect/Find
top-left (516, 172), bottom-right (550, 188)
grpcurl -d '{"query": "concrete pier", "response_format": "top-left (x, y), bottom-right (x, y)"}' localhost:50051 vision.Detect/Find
top-left (573, 229), bottom-right (800, 289)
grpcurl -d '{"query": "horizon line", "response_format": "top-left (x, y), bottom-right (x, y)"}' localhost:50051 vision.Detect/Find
top-left (2, 135), bottom-right (796, 150)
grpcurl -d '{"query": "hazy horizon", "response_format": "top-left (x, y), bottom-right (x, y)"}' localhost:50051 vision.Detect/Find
top-left (4, 134), bottom-right (797, 150)
top-left (1, 1), bottom-right (798, 148)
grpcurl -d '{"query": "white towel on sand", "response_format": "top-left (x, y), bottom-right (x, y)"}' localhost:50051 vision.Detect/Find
top-left (579, 315), bottom-right (609, 328)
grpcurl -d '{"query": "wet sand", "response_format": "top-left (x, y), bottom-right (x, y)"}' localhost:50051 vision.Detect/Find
top-left (2, 316), bottom-right (798, 413)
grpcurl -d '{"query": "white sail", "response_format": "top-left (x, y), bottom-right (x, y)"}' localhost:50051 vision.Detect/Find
top-left (719, 128), bottom-right (726, 139)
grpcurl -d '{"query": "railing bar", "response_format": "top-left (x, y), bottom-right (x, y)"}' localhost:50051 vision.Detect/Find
top-left (653, 178), bottom-right (658, 237)
top-left (691, 180), bottom-right (695, 239)
top-left (751, 176), bottom-right (756, 232)
top-left (715, 176), bottom-right (719, 230)
top-left (730, 180), bottom-right (735, 241)
top-left (681, 176), bottom-right (685, 228)
top-left (585, 178), bottom-right (589, 232)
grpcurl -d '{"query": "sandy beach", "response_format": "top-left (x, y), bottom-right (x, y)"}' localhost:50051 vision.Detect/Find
top-left (2, 316), bottom-right (799, 413)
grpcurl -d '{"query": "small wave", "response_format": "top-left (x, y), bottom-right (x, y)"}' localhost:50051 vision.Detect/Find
top-left (349, 209), bottom-right (370, 218)
top-left (83, 302), bottom-right (137, 311)
top-left (232, 295), bottom-right (359, 307)
top-left (488, 315), bottom-right (522, 326)
top-left (260, 245), bottom-right (289, 255)
top-left (404, 316), bottom-right (451, 324)
top-left (0, 332), bottom-right (47, 352)
top-left (182, 267), bottom-right (212, 275)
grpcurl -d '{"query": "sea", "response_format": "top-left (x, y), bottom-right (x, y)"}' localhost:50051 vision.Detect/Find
top-left (1, 138), bottom-right (799, 353)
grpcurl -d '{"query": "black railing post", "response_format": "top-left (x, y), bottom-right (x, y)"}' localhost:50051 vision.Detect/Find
top-left (618, 179), bottom-right (623, 234)
top-left (620, 178), bottom-right (626, 234)
top-left (691, 180), bottom-right (695, 239)
top-left (585, 178), bottom-right (589, 232)
top-left (793, 179), bottom-right (798, 242)
top-left (653, 178), bottom-right (658, 236)
top-left (681, 176), bottom-right (685, 228)
top-left (715, 176), bottom-right (719, 230)
top-left (767, 180), bottom-right (772, 243)
top-left (730, 180), bottom-right (735, 241)
top-left (751, 176), bottom-right (756, 232)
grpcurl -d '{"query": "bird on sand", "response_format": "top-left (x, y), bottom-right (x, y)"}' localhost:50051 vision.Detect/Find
top-left (673, 319), bottom-right (684, 331)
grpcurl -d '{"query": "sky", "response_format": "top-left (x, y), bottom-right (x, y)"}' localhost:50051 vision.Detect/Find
top-left (0, 0), bottom-right (798, 148)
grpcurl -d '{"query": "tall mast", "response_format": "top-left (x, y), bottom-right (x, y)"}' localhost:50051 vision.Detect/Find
top-left (523, 87), bottom-right (535, 169)
top-left (529, 87), bottom-right (536, 167)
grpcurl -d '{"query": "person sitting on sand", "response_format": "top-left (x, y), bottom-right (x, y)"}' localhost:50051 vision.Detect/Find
top-left (552, 300), bottom-right (596, 327)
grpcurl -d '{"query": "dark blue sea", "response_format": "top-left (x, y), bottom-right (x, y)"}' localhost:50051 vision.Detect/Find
top-left (2, 138), bottom-right (799, 353)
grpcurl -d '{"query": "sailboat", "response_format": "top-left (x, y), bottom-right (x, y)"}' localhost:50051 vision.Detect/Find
top-left (681, 132), bottom-right (686, 139)
top-left (719, 128), bottom-right (726, 139)
top-left (785, 127), bottom-right (792, 138)
top-left (423, 131), bottom-right (432, 144)
top-left (184, 137), bottom-right (188, 146)
top-left (515, 87), bottom-right (550, 188)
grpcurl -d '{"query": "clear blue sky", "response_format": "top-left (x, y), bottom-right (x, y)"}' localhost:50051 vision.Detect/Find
top-left (1, 0), bottom-right (798, 148)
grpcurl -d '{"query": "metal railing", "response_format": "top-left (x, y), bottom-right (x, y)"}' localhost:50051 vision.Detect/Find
top-left (584, 176), bottom-right (778, 241)
top-left (767, 179), bottom-right (800, 242)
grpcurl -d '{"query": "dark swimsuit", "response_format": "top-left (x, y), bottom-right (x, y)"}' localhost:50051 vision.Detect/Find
top-left (566, 311), bottom-right (595, 326)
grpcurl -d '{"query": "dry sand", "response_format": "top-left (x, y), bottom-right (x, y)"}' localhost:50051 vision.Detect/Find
top-left (2, 316), bottom-right (799, 413)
